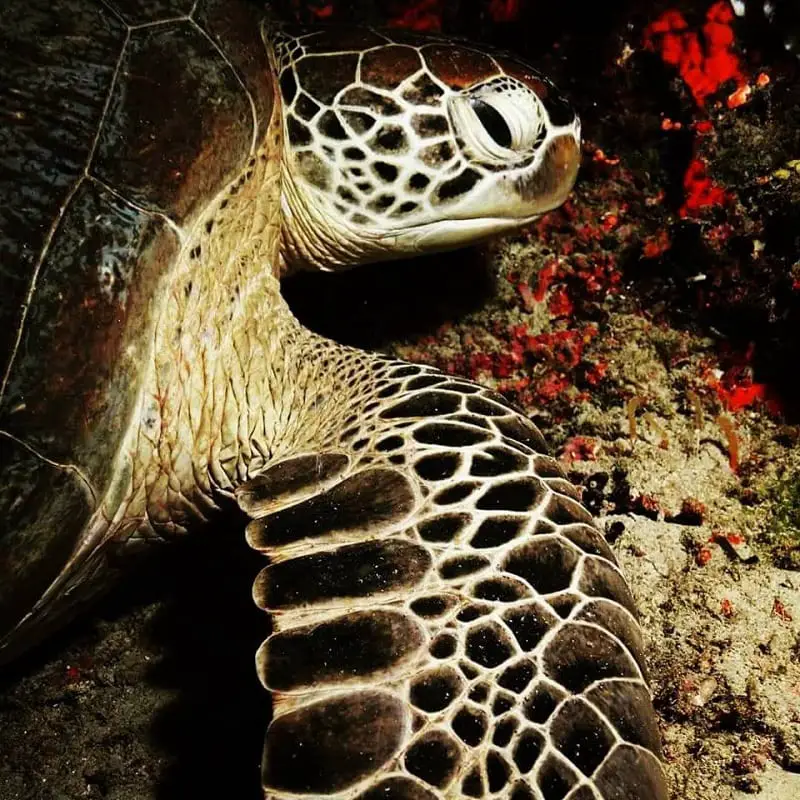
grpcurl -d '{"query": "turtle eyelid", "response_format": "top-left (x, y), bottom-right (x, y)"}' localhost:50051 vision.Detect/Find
top-left (469, 99), bottom-right (512, 149)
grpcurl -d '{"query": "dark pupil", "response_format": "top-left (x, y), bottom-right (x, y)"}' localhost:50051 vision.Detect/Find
top-left (471, 99), bottom-right (512, 148)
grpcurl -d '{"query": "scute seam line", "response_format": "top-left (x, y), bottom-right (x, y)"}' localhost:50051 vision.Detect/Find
top-left (86, 174), bottom-right (185, 243)
top-left (193, 17), bottom-right (259, 157)
top-left (0, 429), bottom-right (97, 507)
top-left (0, 27), bottom-right (132, 404)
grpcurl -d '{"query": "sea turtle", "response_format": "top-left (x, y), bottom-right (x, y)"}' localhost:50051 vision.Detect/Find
top-left (0, 1), bottom-right (669, 797)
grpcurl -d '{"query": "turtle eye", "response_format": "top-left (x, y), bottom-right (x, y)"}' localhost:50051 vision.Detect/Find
top-left (448, 79), bottom-right (547, 165)
top-left (470, 99), bottom-right (512, 148)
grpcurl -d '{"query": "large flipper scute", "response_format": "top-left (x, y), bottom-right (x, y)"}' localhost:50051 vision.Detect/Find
top-left (237, 354), bottom-right (668, 800)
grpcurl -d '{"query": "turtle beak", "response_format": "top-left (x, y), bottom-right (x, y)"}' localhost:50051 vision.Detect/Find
top-left (516, 129), bottom-right (581, 214)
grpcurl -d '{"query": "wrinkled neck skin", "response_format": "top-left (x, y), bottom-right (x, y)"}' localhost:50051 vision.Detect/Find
top-left (2, 117), bottom-right (374, 654)
top-left (108, 97), bottom-right (332, 538)
top-left (279, 162), bottom-right (392, 274)
top-left (106, 91), bottom-right (394, 543)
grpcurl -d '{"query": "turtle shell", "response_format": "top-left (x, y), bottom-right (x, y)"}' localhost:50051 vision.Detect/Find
top-left (0, 0), bottom-right (273, 645)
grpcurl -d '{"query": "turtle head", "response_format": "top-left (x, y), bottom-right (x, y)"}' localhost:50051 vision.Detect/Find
top-left (267, 24), bottom-right (581, 272)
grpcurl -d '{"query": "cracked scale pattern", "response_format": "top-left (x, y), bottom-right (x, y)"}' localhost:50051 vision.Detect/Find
top-left (239, 359), bottom-right (668, 800)
top-left (271, 22), bottom-right (578, 230)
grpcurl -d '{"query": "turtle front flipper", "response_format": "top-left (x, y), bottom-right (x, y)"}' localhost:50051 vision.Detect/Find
top-left (237, 354), bottom-right (668, 800)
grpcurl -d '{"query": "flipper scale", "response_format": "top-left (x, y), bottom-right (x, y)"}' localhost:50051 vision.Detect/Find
top-left (237, 354), bottom-right (669, 800)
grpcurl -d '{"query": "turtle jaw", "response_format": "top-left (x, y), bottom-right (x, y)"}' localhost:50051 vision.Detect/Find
top-left (385, 130), bottom-right (581, 255)
top-left (279, 173), bottom-right (383, 273)
top-left (279, 127), bottom-right (581, 270)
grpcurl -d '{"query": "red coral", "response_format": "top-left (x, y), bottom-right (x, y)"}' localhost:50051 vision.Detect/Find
top-left (574, 253), bottom-right (621, 294)
top-left (548, 286), bottom-right (574, 318)
top-left (642, 230), bottom-right (672, 259)
top-left (720, 532), bottom-right (744, 545)
top-left (532, 261), bottom-right (559, 301)
top-left (720, 598), bottom-right (735, 617)
top-left (592, 148), bottom-right (620, 166)
top-left (583, 360), bottom-right (608, 386)
top-left (727, 83), bottom-right (751, 108)
top-left (644, 2), bottom-right (746, 107)
top-left (708, 354), bottom-right (783, 415)
top-left (714, 380), bottom-right (781, 415)
top-left (310, 2), bottom-right (334, 18)
top-left (696, 547), bottom-right (713, 566)
top-left (561, 436), bottom-right (598, 462)
top-left (65, 665), bottom-right (81, 683)
top-left (292, 0), bottom-right (334, 19)
top-left (726, 383), bottom-right (766, 410)
top-left (536, 372), bottom-right (570, 400)
top-left (554, 329), bottom-right (591, 369)
top-left (494, 352), bottom-right (520, 379)
top-left (602, 212), bottom-right (620, 232)
top-left (680, 157), bottom-right (728, 218)
top-left (387, 0), bottom-right (442, 30)
top-left (467, 351), bottom-right (493, 377)
top-left (636, 494), bottom-right (664, 517)
top-left (488, 0), bottom-right (521, 22)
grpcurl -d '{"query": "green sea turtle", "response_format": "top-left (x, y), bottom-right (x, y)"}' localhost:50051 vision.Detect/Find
top-left (0, 1), bottom-right (669, 797)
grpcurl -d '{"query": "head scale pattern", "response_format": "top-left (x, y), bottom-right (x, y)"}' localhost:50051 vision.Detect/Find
top-left (266, 23), bottom-right (581, 268)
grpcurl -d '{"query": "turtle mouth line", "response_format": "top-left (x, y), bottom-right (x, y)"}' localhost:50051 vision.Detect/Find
top-left (381, 214), bottom-right (543, 255)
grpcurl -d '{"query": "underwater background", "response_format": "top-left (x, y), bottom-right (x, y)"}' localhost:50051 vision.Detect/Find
top-left (1, 1), bottom-right (798, 798)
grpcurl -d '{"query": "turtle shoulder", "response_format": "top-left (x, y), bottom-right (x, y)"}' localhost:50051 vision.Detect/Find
top-left (0, 0), bottom-right (273, 639)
